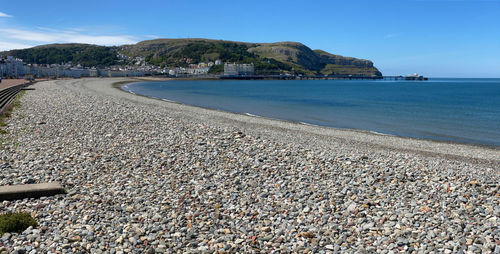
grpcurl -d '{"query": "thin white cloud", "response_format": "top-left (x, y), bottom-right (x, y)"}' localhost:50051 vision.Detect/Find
top-left (0, 12), bottom-right (12, 18)
top-left (0, 27), bottom-right (138, 50)
top-left (0, 41), bottom-right (33, 51)
top-left (0, 28), bottom-right (57, 42)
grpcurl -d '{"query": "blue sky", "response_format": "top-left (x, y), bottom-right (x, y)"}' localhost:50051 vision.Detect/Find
top-left (0, 0), bottom-right (499, 77)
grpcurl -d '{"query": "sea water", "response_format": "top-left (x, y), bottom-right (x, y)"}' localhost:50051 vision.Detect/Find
top-left (123, 78), bottom-right (500, 146)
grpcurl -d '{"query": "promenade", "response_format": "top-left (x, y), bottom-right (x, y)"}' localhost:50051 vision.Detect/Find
top-left (0, 79), bottom-right (28, 90)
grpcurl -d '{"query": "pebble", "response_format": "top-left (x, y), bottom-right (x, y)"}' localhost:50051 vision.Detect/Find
top-left (0, 78), bottom-right (498, 253)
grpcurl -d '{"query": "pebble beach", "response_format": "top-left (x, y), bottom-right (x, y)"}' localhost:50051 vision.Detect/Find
top-left (0, 78), bottom-right (499, 253)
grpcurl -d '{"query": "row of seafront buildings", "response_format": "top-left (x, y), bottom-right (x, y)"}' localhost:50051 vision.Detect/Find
top-left (0, 56), bottom-right (25, 78)
top-left (165, 61), bottom-right (255, 77)
top-left (167, 66), bottom-right (210, 76)
top-left (167, 62), bottom-right (215, 76)
top-left (0, 56), bottom-right (150, 79)
top-left (1, 55), bottom-right (256, 79)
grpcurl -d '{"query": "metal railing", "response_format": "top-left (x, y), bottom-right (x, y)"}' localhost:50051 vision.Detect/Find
top-left (0, 83), bottom-right (31, 114)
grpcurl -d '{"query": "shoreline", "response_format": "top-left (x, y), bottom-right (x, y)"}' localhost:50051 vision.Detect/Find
top-left (1, 78), bottom-right (498, 252)
top-left (114, 79), bottom-right (499, 163)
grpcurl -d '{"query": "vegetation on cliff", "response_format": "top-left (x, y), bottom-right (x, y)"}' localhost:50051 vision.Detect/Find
top-left (123, 39), bottom-right (381, 76)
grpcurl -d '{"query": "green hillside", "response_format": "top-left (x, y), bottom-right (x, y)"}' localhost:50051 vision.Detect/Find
top-left (120, 39), bottom-right (292, 75)
top-left (5, 44), bottom-right (119, 67)
top-left (2, 39), bottom-right (382, 76)
top-left (122, 39), bottom-right (382, 76)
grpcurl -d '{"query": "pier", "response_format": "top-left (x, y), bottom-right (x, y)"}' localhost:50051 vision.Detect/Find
top-left (218, 74), bottom-right (428, 80)
top-left (383, 75), bottom-right (428, 81)
top-left (220, 74), bottom-right (384, 80)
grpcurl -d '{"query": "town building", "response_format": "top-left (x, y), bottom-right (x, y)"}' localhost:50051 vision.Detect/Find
top-left (224, 63), bottom-right (254, 76)
top-left (0, 56), bottom-right (26, 78)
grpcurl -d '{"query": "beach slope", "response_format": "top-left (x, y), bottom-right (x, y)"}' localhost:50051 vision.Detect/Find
top-left (1, 78), bottom-right (498, 252)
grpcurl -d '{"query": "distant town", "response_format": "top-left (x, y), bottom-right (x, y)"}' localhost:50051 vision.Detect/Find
top-left (0, 54), bottom-right (257, 79)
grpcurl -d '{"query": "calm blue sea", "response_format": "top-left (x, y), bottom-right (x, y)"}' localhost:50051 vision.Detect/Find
top-left (123, 78), bottom-right (500, 146)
